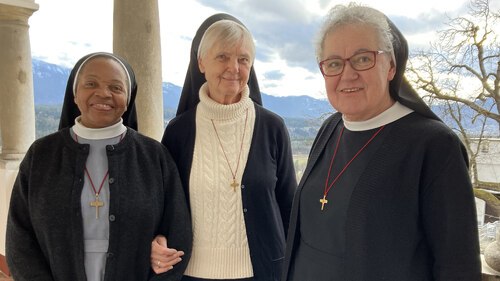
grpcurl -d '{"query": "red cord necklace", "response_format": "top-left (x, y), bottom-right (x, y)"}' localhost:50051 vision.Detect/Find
top-left (320, 125), bottom-right (385, 211)
top-left (75, 133), bottom-right (123, 218)
top-left (85, 169), bottom-right (109, 219)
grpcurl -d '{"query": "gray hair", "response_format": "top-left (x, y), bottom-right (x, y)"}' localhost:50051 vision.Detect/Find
top-left (315, 3), bottom-right (395, 64)
top-left (197, 19), bottom-right (255, 62)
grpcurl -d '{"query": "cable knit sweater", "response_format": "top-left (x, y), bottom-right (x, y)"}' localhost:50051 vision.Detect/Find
top-left (186, 83), bottom-right (256, 278)
top-left (162, 83), bottom-right (297, 281)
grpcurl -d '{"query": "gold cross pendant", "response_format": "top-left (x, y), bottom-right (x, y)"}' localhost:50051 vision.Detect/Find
top-left (230, 178), bottom-right (239, 192)
top-left (320, 195), bottom-right (328, 211)
top-left (90, 195), bottom-right (104, 219)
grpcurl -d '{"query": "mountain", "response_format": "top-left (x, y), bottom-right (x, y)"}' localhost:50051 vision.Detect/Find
top-left (262, 95), bottom-right (332, 119)
top-left (32, 59), bottom-right (332, 119)
top-left (32, 59), bottom-right (498, 137)
top-left (32, 59), bottom-right (71, 105)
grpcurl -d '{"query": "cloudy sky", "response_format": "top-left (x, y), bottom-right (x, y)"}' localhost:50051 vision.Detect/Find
top-left (28, 0), bottom-right (479, 99)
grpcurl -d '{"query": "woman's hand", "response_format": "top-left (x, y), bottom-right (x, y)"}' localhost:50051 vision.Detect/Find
top-left (151, 235), bottom-right (185, 274)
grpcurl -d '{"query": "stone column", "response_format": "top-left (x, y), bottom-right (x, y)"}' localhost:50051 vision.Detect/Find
top-left (0, 0), bottom-right (38, 275)
top-left (0, 0), bottom-right (38, 160)
top-left (113, 0), bottom-right (164, 141)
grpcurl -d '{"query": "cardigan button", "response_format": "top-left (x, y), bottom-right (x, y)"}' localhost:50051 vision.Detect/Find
top-left (241, 185), bottom-right (245, 189)
top-left (106, 252), bottom-right (114, 258)
top-left (109, 215), bottom-right (116, 222)
top-left (243, 208), bottom-right (248, 213)
top-left (108, 177), bottom-right (115, 184)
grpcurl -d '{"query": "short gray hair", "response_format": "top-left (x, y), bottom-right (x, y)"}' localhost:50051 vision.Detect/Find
top-left (197, 19), bottom-right (255, 62)
top-left (315, 3), bottom-right (395, 64)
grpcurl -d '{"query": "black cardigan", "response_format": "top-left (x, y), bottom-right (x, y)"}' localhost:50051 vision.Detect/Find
top-left (7, 128), bottom-right (192, 281)
top-left (162, 103), bottom-right (297, 281)
top-left (282, 112), bottom-right (481, 280)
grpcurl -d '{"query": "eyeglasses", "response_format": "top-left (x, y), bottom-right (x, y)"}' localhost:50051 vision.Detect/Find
top-left (319, 50), bottom-right (386, 77)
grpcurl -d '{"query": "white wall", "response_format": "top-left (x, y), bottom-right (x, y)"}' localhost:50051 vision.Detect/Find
top-left (471, 138), bottom-right (500, 183)
top-left (478, 163), bottom-right (500, 183)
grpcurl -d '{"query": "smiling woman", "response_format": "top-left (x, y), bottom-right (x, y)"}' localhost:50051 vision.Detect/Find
top-left (58, 53), bottom-right (138, 130)
top-left (73, 56), bottom-right (130, 128)
top-left (150, 14), bottom-right (297, 281)
top-left (197, 20), bottom-right (255, 105)
top-left (6, 52), bottom-right (192, 281)
top-left (281, 3), bottom-right (481, 280)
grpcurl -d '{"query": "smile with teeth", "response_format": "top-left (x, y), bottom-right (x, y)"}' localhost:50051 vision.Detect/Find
top-left (92, 103), bottom-right (113, 110)
top-left (341, 87), bottom-right (362, 93)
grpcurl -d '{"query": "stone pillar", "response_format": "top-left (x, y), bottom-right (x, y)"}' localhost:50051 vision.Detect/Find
top-left (0, 0), bottom-right (38, 275)
top-left (0, 159), bottom-right (20, 275)
top-left (113, 0), bottom-right (164, 141)
top-left (0, 0), bottom-right (38, 160)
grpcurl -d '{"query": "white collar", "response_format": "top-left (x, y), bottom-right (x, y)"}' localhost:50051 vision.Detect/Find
top-left (72, 117), bottom-right (127, 139)
top-left (343, 102), bottom-right (414, 131)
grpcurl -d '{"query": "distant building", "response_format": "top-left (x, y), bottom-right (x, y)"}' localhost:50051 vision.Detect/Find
top-left (471, 138), bottom-right (500, 189)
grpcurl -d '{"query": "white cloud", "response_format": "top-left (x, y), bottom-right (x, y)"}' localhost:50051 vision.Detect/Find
top-left (255, 58), bottom-right (326, 99)
top-left (29, 0), bottom-right (112, 67)
top-left (28, 0), bottom-right (478, 98)
top-left (303, 0), bottom-right (468, 18)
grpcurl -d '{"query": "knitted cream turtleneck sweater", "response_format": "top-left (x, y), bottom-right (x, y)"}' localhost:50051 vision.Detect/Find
top-left (185, 83), bottom-right (256, 279)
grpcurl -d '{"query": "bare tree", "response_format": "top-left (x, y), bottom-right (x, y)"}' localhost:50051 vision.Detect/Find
top-left (408, 0), bottom-right (500, 132)
top-left (407, 0), bottom-right (500, 215)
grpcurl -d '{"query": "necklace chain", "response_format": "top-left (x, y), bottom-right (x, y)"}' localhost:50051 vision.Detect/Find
top-left (320, 125), bottom-right (385, 211)
top-left (211, 109), bottom-right (249, 191)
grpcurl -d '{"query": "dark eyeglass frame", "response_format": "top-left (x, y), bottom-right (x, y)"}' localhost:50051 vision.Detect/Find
top-left (318, 50), bottom-right (386, 77)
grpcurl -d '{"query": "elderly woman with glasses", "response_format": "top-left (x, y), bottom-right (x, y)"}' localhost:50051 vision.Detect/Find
top-left (281, 3), bottom-right (481, 281)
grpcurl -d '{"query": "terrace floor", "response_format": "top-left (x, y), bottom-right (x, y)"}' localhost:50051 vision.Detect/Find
top-left (0, 272), bottom-right (11, 281)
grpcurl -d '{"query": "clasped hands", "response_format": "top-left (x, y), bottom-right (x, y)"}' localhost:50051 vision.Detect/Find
top-left (151, 235), bottom-right (185, 274)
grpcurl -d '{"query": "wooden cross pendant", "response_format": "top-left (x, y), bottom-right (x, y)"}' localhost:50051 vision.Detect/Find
top-left (230, 178), bottom-right (239, 192)
top-left (90, 195), bottom-right (104, 219)
top-left (320, 195), bottom-right (328, 211)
